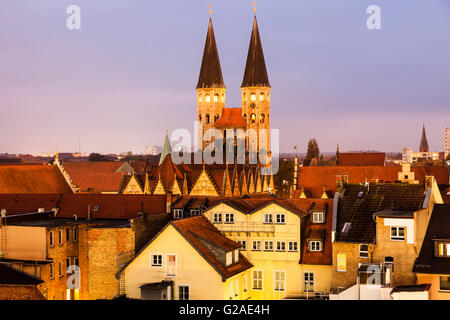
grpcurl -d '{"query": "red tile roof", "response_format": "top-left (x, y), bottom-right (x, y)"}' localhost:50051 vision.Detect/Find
top-left (338, 152), bottom-right (386, 166)
top-left (62, 162), bottom-right (125, 193)
top-left (289, 198), bottom-right (333, 266)
top-left (214, 108), bottom-right (247, 128)
top-left (172, 216), bottom-right (253, 279)
top-left (0, 165), bottom-right (72, 194)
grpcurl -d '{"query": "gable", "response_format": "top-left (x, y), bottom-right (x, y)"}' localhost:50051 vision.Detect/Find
top-left (153, 179), bottom-right (166, 195)
top-left (189, 170), bottom-right (219, 196)
top-left (123, 176), bottom-right (144, 194)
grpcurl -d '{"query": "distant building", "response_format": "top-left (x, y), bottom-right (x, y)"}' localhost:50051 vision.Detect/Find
top-left (337, 152), bottom-right (386, 166)
top-left (402, 125), bottom-right (440, 163)
top-left (445, 128), bottom-right (449, 160)
top-left (145, 145), bottom-right (162, 156)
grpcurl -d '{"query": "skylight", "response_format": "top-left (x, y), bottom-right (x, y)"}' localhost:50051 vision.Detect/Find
top-left (342, 222), bottom-right (351, 233)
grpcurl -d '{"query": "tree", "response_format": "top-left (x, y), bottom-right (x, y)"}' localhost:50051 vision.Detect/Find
top-left (306, 138), bottom-right (320, 160)
top-left (89, 153), bottom-right (108, 162)
top-left (274, 159), bottom-right (294, 199)
top-left (336, 144), bottom-right (340, 165)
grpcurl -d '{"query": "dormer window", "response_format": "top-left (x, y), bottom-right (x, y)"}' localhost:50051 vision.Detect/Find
top-left (312, 211), bottom-right (325, 224)
top-left (390, 227), bottom-right (405, 241)
top-left (435, 242), bottom-right (450, 257)
top-left (173, 209), bottom-right (183, 220)
top-left (190, 209), bottom-right (200, 216)
top-left (308, 240), bottom-right (322, 252)
top-left (226, 251), bottom-right (233, 266)
top-left (234, 249), bottom-right (239, 263)
top-left (342, 222), bottom-right (351, 233)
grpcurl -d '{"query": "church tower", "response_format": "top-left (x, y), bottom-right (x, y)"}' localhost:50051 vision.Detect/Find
top-left (241, 15), bottom-right (271, 154)
top-left (420, 124), bottom-right (429, 152)
top-left (196, 17), bottom-right (226, 150)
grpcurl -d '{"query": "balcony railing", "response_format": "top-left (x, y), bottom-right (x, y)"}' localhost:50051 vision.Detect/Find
top-left (214, 222), bottom-right (275, 233)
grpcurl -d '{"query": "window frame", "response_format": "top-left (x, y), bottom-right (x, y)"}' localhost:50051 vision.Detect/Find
top-left (178, 285), bottom-right (190, 300)
top-left (225, 213), bottom-right (234, 224)
top-left (276, 214), bottom-right (286, 224)
top-left (337, 254), bottom-right (346, 272)
top-left (252, 270), bottom-right (263, 290)
top-left (58, 230), bottom-right (63, 245)
top-left (312, 211), bottom-right (325, 224)
top-left (238, 240), bottom-right (247, 251)
top-left (150, 254), bottom-right (163, 267)
top-left (439, 276), bottom-right (450, 292)
top-left (264, 240), bottom-right (274, 251)
top-left (276, 241), bottom-right (286, 252)
top-left (390, 226), bottom-right (405, 241)
top-left (303, 272), bottom-right (315, 293)
top-left (308, 240), bottom-right (322, 252)
top-left (49, 231), bottom-right (54, 247)
top-left (273, 270), bottom-right (286, 291)
top-left (165, 254), bottom-right (177, 277)
top-left (359, 244), bottom-right (369, 258)
top-left (252, 240), bottom-right (261, 251)
top-left (50, 263), bottom-right (55, 279)
top-left (263, 214), bottom-right (273, 224)
top-left (173, 209), bottom-right (184, 220)
top-left (288, 241), bottom-right (298, 252)
top-left (213, 213), bottom-right (222, 224)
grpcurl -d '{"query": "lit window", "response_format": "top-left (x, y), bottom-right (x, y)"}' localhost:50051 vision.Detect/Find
top-left (288, 241), bottom-right (298, 251)
top-left (260, 113), bottom-right (265, 124)
top-left (309, 240), bottom-right (322, 252)
top-left (179, 286), bottom-right (189, 300)
top-left (251, 93), bottom-right (256, 101)
top-left (337, 254), bottom-right (346, 272)
top-left (225, 213), bottom-right (234, 224)
top-left (276, 214), bottom-right (286, 224)
top-left (440, 276), bottom-right (450, 291)
top-left (173, 209), bottom-right (183, 220)
top-left (252, 240), bottom-right (261, 251)
top-left (213, 213), bottom-right (222, 223)
top-left (276, 241), bottom-right (286, 252)
top-left (253, 270), bottom-right (263, 290)
top-left (274, 271), bottom-right (285, 291)
top-left (214, 94), bottom-right (219, 103)
top-left (312, 211), bottom-right (325, 223)
top-left (390, 227), bottom-right (405, 241)
top-left (151, 254), bottom-right (163, 267)
top-left (238, 240), bottom-right (246, 250)
top-left (234, 249), bottom-right (239, 263)
top-left (198, 94), bottom-right (202, 103)
top-left (205, 95), bottom-right (210, 102)
top-left (263, 214), bottom-right (273, 224)
top-left (250, 113), bottom-right (256, 124)
top-left (226, 252), bottom-right (233, 266)
top-left (359, 244), bottom-right (369, 258)
top-left (264, 240), bottom-right (274, 251)
top-left (166, 254), bottom-right (176, 276)
top-left (221, 94), bottom-right (224, 103)
top-left (260, 93), bottom-right (264, 101)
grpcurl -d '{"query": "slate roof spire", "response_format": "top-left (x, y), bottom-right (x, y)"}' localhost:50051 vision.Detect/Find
top-left (241, 16), bottom-right (270, 88)
top-left (159, 130), bottom-right (172, 165)
top-left (196, 18), bottom-right (225, 89)
top-left (420, 124), bottom-right (429, 152)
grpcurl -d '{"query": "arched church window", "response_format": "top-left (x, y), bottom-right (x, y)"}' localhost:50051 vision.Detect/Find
top-left (198, 94), bottom-right (202, 103)
top-left (243, 93), bottom-right (247, 101)
top-left (243, 113), bottom-right (247, 123)
top-left (199, 114), bottom-right (202, 122)
top-left (250, 113), bottom-right (256, 124)
top-left (251, 93), bottom-right (256, 101)
top-left (205, 95), bottom-right (211, 102)
top-left (214, 94), bottom-right (219, 103)
top-left (260, 113), bottom-right (265, 124)
top-left (221, 94), bottom-right (224, 103)
top-left (260, 93), bottom-right (264, 101)
top-left (206, 114), bottom-right (210, 124)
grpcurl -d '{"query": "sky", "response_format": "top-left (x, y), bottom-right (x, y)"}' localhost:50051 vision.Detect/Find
top-left (0, 0), bottom-right (449, 155)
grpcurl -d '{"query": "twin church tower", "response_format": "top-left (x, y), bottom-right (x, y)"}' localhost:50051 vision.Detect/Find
top-left (196, 14), bottom-right (272, 157)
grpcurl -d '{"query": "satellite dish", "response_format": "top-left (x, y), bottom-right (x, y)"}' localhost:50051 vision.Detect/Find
top-left (0, 209), bottom-right (6, 217)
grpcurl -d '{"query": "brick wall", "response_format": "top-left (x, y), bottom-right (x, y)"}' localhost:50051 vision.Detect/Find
top-left (0, 285), bottom-right (45, 300)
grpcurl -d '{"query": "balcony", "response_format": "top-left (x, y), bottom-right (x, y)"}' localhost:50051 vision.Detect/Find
top-left (214, 222), bottom-right (275, 233)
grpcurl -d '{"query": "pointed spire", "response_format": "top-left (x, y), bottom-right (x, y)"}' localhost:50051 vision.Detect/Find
top-left (159, 130), bottom-right (172, 165)
top-left (420, 124), bottom-right (429, 152)
top-left (197, 18), bottom-right (225, 89)
top-left (241, 16), bottom-right (270, 88)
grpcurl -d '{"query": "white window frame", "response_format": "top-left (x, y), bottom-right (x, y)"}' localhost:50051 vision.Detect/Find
top-left (390, 226), bottom-right (405, 241)
top-left (309, 240), bottom-right (322, 252)
top-left (303, 272), bottom-right (314, 292)
top-left (190, 209), bottom-right (200, 216)
top-left (252, 240), bottom-right (261, 251)
top-left (178, 285), bottom-right (190, 300)
top-left (273, 270), bottom-right (286, 291)
top-left (225, 213), bottom-right (234, 224)
top-left (359, 244), bottom-right (369, 258)
top-left (288, 241), bottom-right (298, 252)
top-left (165, 254), bottom-right (177, 277)
top-left (263, 214), bottom-right (273, 224)
top-left (150, 254), bottom-right (163, 267)
top-left (276, 241), bottom-right (286, 252)
top-left (173, 209), bottom-right (183, 220)
top-left (312, 211), bottom-right (325, 223)
top-left (264, 240), bottom-right (274, 251)
top-left (213, 213), bottom-right (222, 224)
top-left (252, 270), bottom-right (263, 290)
top-left (276, 214), bottom-right (286, 224)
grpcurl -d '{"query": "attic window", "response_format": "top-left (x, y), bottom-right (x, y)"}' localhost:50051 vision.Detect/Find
top-left (342, 222), bottom-right (351, 233)
top-left (234, 249), bottom-right (239, 263)
top-left (436, 242), bottom-right (450, 257)
top-left (312, 211), bottom-right (325, 224)
top-left (226, 251), bottom-right (233, 266)
top-left (173, 209), bottom-right (183, 220)
top-left (357, 191), bottom-right (364, 198)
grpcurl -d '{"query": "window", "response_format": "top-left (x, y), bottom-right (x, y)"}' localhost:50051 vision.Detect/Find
top-left (66, 228), bottom-right (70, 242)
top-left (274, 271), bottom-right (285, 291)
top-left (166, 254), bottom-right (176, 276)
top-left (252, 270), bottom-right (263, 290)
top-left (73, 228), bottom-right (77, 242)
top-left (234, 249), bottom-right (239, 263)
top-left (50, 263), bottom-right (55, 279)
top-left (342, 222), bottom-right (351, 233)
top-left (238, 240), bottom-right (246, 250)
top-left (440, 276), bottom-right (450, 291)
top-left (173, 209), bottom-right (183, 220)
top-left (264, 240), bottom-right (274, 251)
top-left (151, 254), bottom-right (163, 267)
top-left (214, 114), bottom-right (219, 123)
top-left (309, 240), bottom-right (322, 252)
top-left (198, 94), bottom-right (202, 103)
top-left (206, 114), bottom-right (210, 124)
top-left (226, 252), bottom-right (233, 266)
top-left (74, 257), bottom-right (79, 266)
top-left (250, 113), bottom-right (256, 124)
top-left (214, 94), bottom-right (219, 103)
top-left (304, 272), bottom-right (314, 292)
top-left (205, 94), bottom-right (210, 102)
top-left (276, 241), bottom-right (286, 252)
top-left (259, 113), bottom-right (265, 124)
top-left (213, 213), bottom-right (222, 223)
top-left (59, 262), bottom-right (63, 277)
top-left (312, 211), bottom-right (325, 223)
top-left (359, 244), bottom-right (369, 258)
top-left (179, 286), bottom-right (189, 300)
top-left (243, 113), bottom-right (247, 123)
top-left (225, 213), bottom-right (234, 224)
top-left (288, 241), bottom-right (298, 252)
top-left (221, 94), bottom-right (224, 103)
top-left (49, 231), bottom-right (54, 247)
top-left (190, 209), bottom-right (200, 216)
top-left (436, 242), bottom-right (450, 257)
top-left (199, 114), bottom-right (202, 122)
top-left (251, 93), bottom-right (256, 101)
top-left (263, 214), bottom-right (273, 224)
top-left (259, 93), bottom-right (264, 101)
top-left (276, 214), bottom-right (286, 224)
top-left (244, 275), bottom-right (248, 292)
top-left (390, 227), bottom-right (405, 241)
top-left (66, 258), bottom-right (71, 269)
top-left (337, 254), bottom-right (346, 272)
top-left (252, 240), bottom-right (261, 251)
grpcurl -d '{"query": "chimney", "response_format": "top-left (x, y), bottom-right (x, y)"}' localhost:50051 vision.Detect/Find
top-left (166, 192), bottom-right (173, 214)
